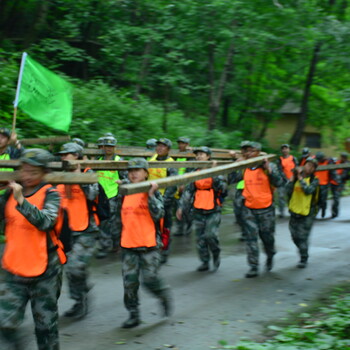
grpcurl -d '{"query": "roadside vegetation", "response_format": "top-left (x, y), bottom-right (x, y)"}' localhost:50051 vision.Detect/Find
top-left (214, 284), bottom-right (350, 350)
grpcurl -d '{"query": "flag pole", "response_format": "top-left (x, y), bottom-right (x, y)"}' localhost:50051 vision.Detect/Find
top-left (13, 52), bottom-right (28, 132)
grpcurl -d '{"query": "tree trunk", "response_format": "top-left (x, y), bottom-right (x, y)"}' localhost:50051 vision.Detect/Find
top-left (290, 43), bottom-right (321, 147)
top-left (208, 33), bottom-right (235, 130)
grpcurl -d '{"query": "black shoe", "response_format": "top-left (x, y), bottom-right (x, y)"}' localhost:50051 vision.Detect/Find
top-left (121, 312), bottom-right (140, 328)
top-left (64, 299), bottom-right (88, 319)
top-left (266, 256), bottom-right (273, 271)
top-left (331, 214), bottom-right (338, 219)
top-left (160, 294), bottom-right (173, 317)
top-left (213, 255), bottom-right (220, 272)
top-left (245, 267), bottom-right (258, 278)
top-left (197, 262), bottom-right (209, 272)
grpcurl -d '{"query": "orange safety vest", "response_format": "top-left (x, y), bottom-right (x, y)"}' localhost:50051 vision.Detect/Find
top-left (242, 168), bottom-right (273, 209)
top-left (120, 193), bottom-right (157, 248)
top-left (280, 155), bottom-right (295, 180)
top-left (300, 158), bottom-right (307, 166)
top-left (2, 184), bottom-right (66, 277)
top-left (330, 160), bottom-right (342, 185)
top-left (315, 160), bottom-right (329, 185)
top-left (193, 177), bottom-right (220, 210)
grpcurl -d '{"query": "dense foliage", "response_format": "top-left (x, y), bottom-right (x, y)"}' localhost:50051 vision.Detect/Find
top-left (0, 0), bottom-right (349, 148)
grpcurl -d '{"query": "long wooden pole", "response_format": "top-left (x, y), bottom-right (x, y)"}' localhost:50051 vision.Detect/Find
top-left (0, 171), bottom-right (98, 184)
top-left (20, 135), bottom-right (71, 145)
top-left (119, 155), bottom-right (277, 195)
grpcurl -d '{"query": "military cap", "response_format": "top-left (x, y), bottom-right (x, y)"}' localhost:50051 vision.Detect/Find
top-left (315, 151), bottom-right (325, 161)
top-left (127, 157), bottom-right (149, 170)
top-left (305, 157), bottom-right (318, 168)
top-left (72, 138), bottom-right (85, 147)
top-left (103, 136), bottom-right (117, 146)
top-left (302, 147), bottom-right (310, 156)
top-left (146, 138), bottom-right (157, 148)
top-left (193, 146), bottom-right (212, 156)
top-left (104, 132), bottom-right (115, 137)
top-left (281, 143), bottom-right (290, 149)
top-left (250, 142), bottom-right (262, 150)
top-left (240, 140), bottom-right (252, 148)
top-left (156, 138), bottom-right (172, 148)
top-left (97, 137), bottom-right (105, 146)
top-left (177, 136), bottom-right (190, 144)
top-left (56, 142), bottom-right (83, 156)
top-left (0, 127), bottom-right (11, 138)
top-left (20, 148), bottom-right (53, 168)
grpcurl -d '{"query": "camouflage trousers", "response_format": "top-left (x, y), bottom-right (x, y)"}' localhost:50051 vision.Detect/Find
top-left (276, 184), bottom-right (287, 217)
top-left (97, 196), bottom-right (120, 252)
top-left (174, 198), bottom-right (193, 236)
top-left (121, 248), bottom-right (170, 313)
top-left (242, 206), bottom-right (276, 268)
top-left (0, 255), bottom-right (63, 350)
top-left (161, 201), bottom-right (175, 260)
top-left (66, 232), bottom-right (97, 302)
top-left (233, 189), bottom-right (247, 238)
top-left (330, 184), bottom-right (342, 217)
top-left (193, 211), bottom-right (221, 263)
top-left (318, 185), bottom-right (329, 216)
top-left (289, 210), bottom-right (316, 261)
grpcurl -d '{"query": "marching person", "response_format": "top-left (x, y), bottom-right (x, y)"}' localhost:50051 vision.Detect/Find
top-left (238, 142), bottom-right (284, 278)
top-left (174, 136), bottom-right (193, 237)
top-left (176, 147), bottom-right (227, 272)
top-left (314, 152), bottom-right (338, 218)
top-left (117, 158), bottom-right (172, 328)
top-left (276, 144), bottom-right (298, 218)
top-left (286, 157), bottom-right (319, 268)
top-left (56, 143), bottom-right (99, 320)
top-left (329, 152), bottom-right (349, 218)
top-left (228, 140), bottom-right (252, 241)
top-left (0, 149), bottom-right (66, 350)
top-left (148, 138), bottom-right (178, 263)
top-left (95, 135), bottom-right (126, 259)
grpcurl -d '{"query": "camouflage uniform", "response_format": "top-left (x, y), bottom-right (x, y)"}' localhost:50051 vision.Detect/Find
top-left (116, 190), bottom-right (171, 325)
top-left (64, 182), bottom-right (99, 309)
top-left (286, 175), bottom-right (319, 265)
top-left (179, 175), bottom-right (227, 268)
top-left (0, 184), bottom-right (63, 350)
top-left (276, 155), bottom-right (298, 217)
top-left (239, 163), bottom-right (284, 272)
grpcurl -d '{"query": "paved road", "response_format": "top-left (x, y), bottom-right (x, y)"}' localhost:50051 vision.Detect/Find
top-left (3, 197), bottom-right (350, 350)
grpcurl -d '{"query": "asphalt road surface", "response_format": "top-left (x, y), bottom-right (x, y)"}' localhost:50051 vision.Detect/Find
top-left (2, 197), bottom-right (350, 350)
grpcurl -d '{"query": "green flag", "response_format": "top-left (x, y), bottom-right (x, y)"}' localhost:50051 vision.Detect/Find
top-left (14, 52), bottom-right (72, 132)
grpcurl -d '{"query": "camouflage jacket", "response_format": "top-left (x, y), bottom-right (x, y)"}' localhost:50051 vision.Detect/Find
top-left (179, 174), bottom-right (227, 214)
top-left (0, 182), bottom-right (61, 232)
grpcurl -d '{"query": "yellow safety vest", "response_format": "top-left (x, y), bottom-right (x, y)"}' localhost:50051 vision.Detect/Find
top-left (288, 178), bottom-right (315, 216)
top-left (236, 180), bottom-right (245, 190)
top-left (148, 154), bottom-right (174, 195)
top-left (97, 155), bottom-right (121, 199)
top-left (0, 153), bottom-right (13, 195)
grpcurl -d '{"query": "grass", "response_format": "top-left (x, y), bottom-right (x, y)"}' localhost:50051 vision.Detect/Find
top-left (213, 283), bottom-right (350, 350)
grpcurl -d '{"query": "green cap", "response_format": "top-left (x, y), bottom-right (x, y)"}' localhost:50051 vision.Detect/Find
top-left (302, 147), bottom-right (310, 156)
top-left (97, 137), bottom-right (105, 146)
top-left (20, 148), bottom-right (53, 168)
top-left (72, 138), bottom-right (85, 147)
top-left (177, 136), bottom-right (190, 144)
top-left (57, 142), bottom-right (83, 156)
top-left (281, 143), bottom-right (290, 149)
top-left (240, 140), bottom-right (251, 148)
top-left (127, 157), bottom-right (149, 170)
top-left (0, 127), bottom-right (10, 138)
top-left (305, 157), bottom-right (318, 168)
top-left (315, 151), bottom-right (325, 161)
top-left (193, 146), bottom-right (212, 156)
top-left (251, 142), bottom-right (262, 150)
top-left (104, 132), bottom-right (115, 137)
top-left (157, 138), bottom-right (172, 148)
top-left (146, 138), bottom-right (157, 148)
top-left (103, 136), bottom-right (117, 146)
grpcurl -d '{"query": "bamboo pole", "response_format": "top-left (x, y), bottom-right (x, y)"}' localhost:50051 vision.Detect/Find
top-left (20, 135), bottom-right (71, 145)
top-left (0, 171), bottom-right (98, 184)
top-left (119, 154), bottom-right (277, 195)
top-left (83, 148), bottom-right (234, 159)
